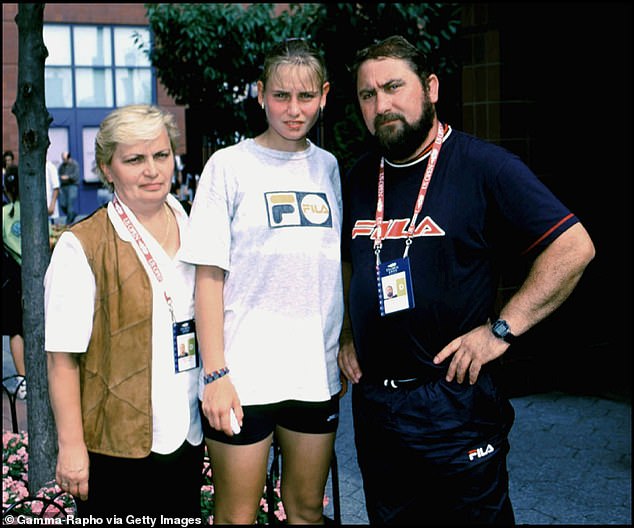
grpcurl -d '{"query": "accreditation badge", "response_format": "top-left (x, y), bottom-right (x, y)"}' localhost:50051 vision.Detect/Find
top-left (377, 257), bottom-right (415, 316)
top-left (173, 319), bottom-right (199, 373)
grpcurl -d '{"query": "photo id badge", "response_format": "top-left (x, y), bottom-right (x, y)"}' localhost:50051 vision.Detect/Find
top-left (377, 257), bottom-right (415, 316)
top-left (173, 319), bottom-right (199, 373)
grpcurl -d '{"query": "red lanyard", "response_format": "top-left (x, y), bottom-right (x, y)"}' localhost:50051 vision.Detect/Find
top-left (374, 123), bottom-right (445, 263)
top-left (112, 195), bottom-right (175, 319)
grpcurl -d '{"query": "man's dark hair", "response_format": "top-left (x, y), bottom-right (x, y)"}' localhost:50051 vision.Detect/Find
top-left (349, 35), bottom-right (432, 84)
top-left (3, 150), bottom-right (15, 167)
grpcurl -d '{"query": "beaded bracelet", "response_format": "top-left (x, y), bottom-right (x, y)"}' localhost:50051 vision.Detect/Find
top-left (203, 367), bottom-right (230, 385)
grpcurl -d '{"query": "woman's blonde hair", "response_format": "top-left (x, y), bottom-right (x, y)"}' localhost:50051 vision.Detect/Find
top-left (95, 104), bottom-right (179, 191)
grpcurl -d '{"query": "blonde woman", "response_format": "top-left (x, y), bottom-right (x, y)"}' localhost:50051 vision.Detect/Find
top-left (45, 104), bottom-right (203, 519)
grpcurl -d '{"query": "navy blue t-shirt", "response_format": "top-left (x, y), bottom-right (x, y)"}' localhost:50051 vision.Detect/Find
top-left (342, 127), bottom-right (578, 380)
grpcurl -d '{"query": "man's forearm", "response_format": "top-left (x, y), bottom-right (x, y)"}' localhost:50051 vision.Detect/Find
top-left (499, 223), bottom-right (595, 336)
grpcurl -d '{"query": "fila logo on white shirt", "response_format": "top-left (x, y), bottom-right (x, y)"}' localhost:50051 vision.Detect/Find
top-left (468, 443), bottom-right (495, 461)
top-left (265, 191), bottom-right (332, 228)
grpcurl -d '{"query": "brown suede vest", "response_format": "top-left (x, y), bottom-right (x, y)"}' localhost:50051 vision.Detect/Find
top-left (71, 207), bottom-right (153, 457)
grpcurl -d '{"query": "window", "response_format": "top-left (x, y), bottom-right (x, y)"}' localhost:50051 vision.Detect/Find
top-left (114, 27), bottom-right (152, 106)
top-left (44, 25), bottom-right (73, 108)
top-left (82, 127), bottom-right (100, 183)
top-left (43, 24), bottom-right (152, 109)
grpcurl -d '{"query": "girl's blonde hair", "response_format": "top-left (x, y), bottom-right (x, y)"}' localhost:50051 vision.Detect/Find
top-left (260, 38), bottom-right (328, 91)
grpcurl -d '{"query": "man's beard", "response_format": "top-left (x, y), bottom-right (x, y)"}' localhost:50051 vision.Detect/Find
top-left (371, 97), bottom-right (436, 162)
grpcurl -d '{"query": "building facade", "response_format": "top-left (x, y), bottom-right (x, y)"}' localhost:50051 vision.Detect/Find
top-left (3, 3), bottom-right (186, 217)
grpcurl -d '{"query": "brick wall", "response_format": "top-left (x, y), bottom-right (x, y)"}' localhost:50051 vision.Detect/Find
top-left (3, 4), bottom-right (19, 156)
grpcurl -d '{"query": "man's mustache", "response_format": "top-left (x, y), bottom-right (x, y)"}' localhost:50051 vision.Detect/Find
top-left (374, 113), bottom-right (405, 129)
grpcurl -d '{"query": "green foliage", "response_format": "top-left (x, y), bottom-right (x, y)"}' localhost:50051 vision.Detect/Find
top-left (141, 3), bottom-right (321, 149)
top-left (141, 3), bottom-right (461, 174)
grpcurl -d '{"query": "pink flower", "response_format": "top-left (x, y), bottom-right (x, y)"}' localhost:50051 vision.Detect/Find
top-left (31, 500), bottom-right (44, 515)
top-left (17, 483), bottom-right (29, 499)
top-left (275, 501), bottom-right (286, 521)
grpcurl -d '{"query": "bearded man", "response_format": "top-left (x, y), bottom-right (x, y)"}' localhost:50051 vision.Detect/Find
top-left (338, 35), bottom-right (595, 526)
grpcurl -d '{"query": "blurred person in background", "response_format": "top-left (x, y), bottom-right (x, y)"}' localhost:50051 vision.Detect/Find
top-left (3, 150), bottom-right (17, 205)
top-left (46, 158), bottom-right (61, 224)
top-left (2, 165), bottom-right (27, 399)
top-left (57, 151), bottom-right (80, 223)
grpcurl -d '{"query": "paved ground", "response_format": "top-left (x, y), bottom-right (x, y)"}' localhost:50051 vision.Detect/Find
top-left (4, 336), bottom-right (631, 525)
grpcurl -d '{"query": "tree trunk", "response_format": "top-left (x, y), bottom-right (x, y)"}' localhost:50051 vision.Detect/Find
top-left (12, 3), bottom-right (57, 494)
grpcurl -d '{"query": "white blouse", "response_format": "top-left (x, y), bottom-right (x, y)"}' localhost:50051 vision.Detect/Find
top-left (44, 193), bottom-right (202, 454)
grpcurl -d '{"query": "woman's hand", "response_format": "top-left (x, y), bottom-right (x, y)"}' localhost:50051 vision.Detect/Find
top-left (201, 376), bottom-right (242, 436)
top-left (56, 442), bottom-right (89, 500)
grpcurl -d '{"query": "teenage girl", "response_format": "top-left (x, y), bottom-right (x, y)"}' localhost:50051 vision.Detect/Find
top-left (181, 38), bottom-right (343, 524)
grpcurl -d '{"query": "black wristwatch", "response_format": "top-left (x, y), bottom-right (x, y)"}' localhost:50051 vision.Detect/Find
top-left (491, 319), bottom-right (515, 344)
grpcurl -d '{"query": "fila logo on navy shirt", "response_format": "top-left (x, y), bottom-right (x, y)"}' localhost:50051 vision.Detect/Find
top-left (468, 443), bottom-right (495, 461)
top-left (265, 191), bottom-right (332, 228)
top-left (351, 217), bottom-right (445, 240)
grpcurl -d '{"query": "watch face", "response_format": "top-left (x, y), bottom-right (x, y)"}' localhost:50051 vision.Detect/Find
top-left (492, 320), bottom-right (510, 338)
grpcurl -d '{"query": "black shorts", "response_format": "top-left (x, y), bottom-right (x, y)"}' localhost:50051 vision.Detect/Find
top-left (201, 396), bottom-right (340, 445)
